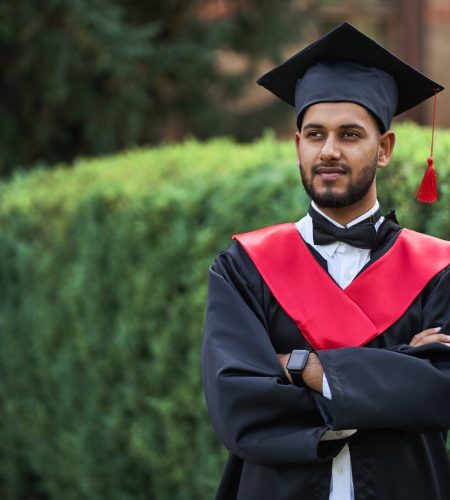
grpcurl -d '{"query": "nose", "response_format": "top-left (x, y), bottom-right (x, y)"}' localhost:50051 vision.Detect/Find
top-left (319, 135), bottom-right (341, 162)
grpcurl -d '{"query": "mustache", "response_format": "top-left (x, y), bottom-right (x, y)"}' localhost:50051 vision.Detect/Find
top-left (311, 162), bottom-right (351, 174)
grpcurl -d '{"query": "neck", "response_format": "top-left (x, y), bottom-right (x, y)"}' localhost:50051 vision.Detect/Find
top-left (316, 192), bottom-right (377, 226)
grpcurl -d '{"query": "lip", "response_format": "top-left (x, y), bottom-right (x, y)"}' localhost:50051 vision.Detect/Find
top-left (315, 167), bottom-right (347, 180)
top-left (315, 166), bottom-right (347, 175)
top-left (312, 164), bottom-right (348, 181)
top-left (317, 172), bottom-right (345, 180)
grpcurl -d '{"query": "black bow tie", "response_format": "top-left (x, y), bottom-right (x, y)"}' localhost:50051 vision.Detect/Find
top-left (308, 205), bottom-right (382, 250)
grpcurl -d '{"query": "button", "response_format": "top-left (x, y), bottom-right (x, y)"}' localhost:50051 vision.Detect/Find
top-left (337, 466), bottom-right (345, 475)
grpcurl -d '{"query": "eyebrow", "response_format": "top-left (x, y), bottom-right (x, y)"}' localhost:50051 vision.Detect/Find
top-left (340, 123), bottom-right (366, 130)
top-left (303, 123), bottom-right (366, 130)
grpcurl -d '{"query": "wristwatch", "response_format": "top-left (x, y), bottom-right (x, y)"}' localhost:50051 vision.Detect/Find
top-left (286, 350), bottom-right (310, 386)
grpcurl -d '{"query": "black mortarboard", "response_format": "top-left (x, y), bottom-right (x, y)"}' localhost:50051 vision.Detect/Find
top-left (257, 22), bottom-right (444, 133)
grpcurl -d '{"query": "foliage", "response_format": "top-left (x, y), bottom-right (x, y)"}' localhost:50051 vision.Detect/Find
top-left (0, 123), bottom-right (448, 499)
top-left (0, 0), bottom-right (319, 175)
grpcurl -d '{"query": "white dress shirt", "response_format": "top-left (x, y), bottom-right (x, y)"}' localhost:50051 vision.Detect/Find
top-left (296, 201), bottom-right (383, 500)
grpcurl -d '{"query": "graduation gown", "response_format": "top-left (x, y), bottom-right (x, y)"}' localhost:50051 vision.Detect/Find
top-left (201, 217), bottom-right (450, 500)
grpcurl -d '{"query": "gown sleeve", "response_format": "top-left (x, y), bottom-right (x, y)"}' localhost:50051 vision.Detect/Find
top-left (315, 266), bottom-right (450, 432)
top-left (201, 248), bottom-right (346, 465)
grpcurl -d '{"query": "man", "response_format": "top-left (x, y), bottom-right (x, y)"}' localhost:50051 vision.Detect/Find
top-left (201, 23), bottom-right (450, 500)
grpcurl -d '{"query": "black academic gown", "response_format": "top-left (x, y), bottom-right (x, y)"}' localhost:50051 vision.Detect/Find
top-left (201, 216), bottom-right (450, 500)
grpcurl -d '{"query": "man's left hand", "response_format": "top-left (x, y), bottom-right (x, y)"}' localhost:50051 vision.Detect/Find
top-left (409, 327), bottom-right (450, 347)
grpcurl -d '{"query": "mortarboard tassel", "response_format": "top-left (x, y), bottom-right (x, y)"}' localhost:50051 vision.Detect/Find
top-left (416, 156), bottom-right (437, 203)
top-left (416, 89), bottom-right (439, 203)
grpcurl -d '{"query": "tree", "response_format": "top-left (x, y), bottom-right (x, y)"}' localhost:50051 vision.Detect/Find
top-left (0, 0), bottom-right (320, 174)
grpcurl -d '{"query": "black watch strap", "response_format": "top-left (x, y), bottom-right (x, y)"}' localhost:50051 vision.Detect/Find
top-left (290, 371), bottom-right (304, 386)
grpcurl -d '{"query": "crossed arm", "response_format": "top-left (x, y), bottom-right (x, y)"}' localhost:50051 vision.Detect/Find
top-left (277, 327), bottom-right (450, 392)
top-left (203, 253), bottom-right (450, 464)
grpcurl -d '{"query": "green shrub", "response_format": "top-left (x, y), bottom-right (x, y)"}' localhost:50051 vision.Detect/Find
top-left (0, 0), bottom-right (315, 175)
top-left (0, 123), bottom-right (448, 499)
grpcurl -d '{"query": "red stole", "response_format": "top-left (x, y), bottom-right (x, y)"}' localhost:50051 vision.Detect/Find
top-left (233, 224), bottom-right (450, 350)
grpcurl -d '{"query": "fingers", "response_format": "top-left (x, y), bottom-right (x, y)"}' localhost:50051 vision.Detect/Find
top-left (409, 327), bottom-right (450, 347)
top-left (277, 353), bottom-right (293, 383)
top-left (410, 327), bottom-right (441, 346)
top-left (276, 353), bottom-right (288, 365)
top-left (411, 334), bottom-right (450, 347)
top-left (276, 354), bottom-right (288, 371)
top-left (412, 327), bottom-right (442, 340)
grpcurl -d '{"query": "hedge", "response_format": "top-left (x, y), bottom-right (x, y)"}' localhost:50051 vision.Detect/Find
top-left (0, 123), bottom-right (448, 499)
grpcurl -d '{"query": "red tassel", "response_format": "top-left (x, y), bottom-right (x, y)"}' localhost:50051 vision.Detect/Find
top-left (416, 156), bottom-right (438, 203)
top-left (417, 89), bottom-right (439, 204)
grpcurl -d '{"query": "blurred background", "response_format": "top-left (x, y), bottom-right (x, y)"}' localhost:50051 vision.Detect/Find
top-left (2, 0), bottom-right (450, 176)
top-left (0, 1), bottom-right (449, 499)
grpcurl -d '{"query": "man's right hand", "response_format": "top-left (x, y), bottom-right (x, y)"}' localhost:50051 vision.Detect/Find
top-left (409, 327), bottom-right (450, 347)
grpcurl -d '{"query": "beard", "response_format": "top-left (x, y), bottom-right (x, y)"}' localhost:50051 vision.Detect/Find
top-left (299, 154), bottom-right (378, 208)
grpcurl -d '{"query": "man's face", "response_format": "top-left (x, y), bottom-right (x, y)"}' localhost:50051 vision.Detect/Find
top-left (295, 102), bottom-right (386, 208)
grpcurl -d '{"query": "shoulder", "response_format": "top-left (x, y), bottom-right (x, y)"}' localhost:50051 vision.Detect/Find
top-left (213, 223), bottom-right (295, 269)
top-left (406, 229), bottom-right (450, 294)
top-left (210, 223), bottom-right (297, 302)
top-left (211, 241), bottom-right (262, 289)
top-left (402, 227), bottom-right (449, 246)
top-left (400, 228), bottom-right (450, 262)
top-left (209, 241), bottom-right (273, 317)
top-left (232, 222), bottom-right (298, 249)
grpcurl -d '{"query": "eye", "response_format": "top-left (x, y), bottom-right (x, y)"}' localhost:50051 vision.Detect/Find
top-left (306, 130), bottom-right (323, 138)
top-left (342, 131), bottom-right (359, 138)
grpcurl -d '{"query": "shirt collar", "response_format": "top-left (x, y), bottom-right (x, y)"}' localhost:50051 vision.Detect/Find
top-left (311, 200), bottom-right (381, 228)
top-left (308, 201), bottom-right (383, 258)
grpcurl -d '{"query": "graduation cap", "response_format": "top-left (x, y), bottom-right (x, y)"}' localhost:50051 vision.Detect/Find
top-left (257, 22), bottom-right (444, 203)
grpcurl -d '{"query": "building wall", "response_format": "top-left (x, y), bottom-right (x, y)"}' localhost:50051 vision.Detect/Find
top-left (423, 0), bottom-right (450, 127)
top-left (317, 0), bottom-right (450, 128)
top-left (210, 0), bottom-right (450, 132)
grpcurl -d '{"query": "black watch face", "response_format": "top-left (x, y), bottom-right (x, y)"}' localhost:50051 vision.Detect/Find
top-left (287, 350), bottom-right (309, 371)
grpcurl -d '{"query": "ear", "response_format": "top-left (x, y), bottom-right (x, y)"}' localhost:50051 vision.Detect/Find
top-left (295, 131), bottom-right (301, 167)
top-left (377, 130), bottom-right (396, 169)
